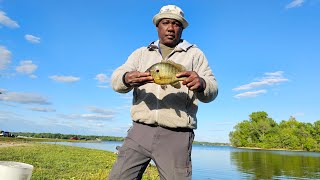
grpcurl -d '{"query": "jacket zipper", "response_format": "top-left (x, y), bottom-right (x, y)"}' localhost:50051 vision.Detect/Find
top-left (155, 49), bottom-right (163, 124)
top-left (155, 47), bottom-right (176, 124)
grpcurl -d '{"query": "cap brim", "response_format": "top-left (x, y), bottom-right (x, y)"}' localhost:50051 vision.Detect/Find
top-left (152, 13), bottom-right (188, 29)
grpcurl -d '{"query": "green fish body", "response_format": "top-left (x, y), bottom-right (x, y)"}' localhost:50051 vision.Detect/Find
top-left (147, 61), bottom-right (186, 89)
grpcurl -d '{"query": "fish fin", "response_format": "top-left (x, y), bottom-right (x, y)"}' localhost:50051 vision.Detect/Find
top-left (145, 66), bottom-right (152, 72)
top-left (167, 60), bottom-right (186, 72)
top-left (177, 77), bottom-right (187, 81)
top-left (171, 82), bottom-right (181, 89)
top-left (161, 85), bottom-right (167, 90)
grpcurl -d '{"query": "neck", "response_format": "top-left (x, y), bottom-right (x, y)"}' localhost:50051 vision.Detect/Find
top-left (160, 43), bottom-right (175, 48)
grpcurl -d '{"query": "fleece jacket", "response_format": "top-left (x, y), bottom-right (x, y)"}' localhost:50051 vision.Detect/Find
top-left (111, 40), bottom-right (218, 129)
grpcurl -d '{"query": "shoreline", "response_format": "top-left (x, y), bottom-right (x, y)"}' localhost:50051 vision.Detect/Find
top-left (236, 146), bottom-right (307, 152)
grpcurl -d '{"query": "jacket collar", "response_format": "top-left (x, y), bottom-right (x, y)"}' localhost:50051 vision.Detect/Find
top-left (147, 39), bottom-right (195, 52)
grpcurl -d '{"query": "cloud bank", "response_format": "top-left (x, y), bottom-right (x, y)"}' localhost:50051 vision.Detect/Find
top-left (286, 0), bottom-right (304, 9)
top-left (50, 75), bottom-right (80, 83)
top-left (0, 46), bottom-right (11, 70)
top-left (25, 34), bottom-right (41, 44)
top-left (0, 90), bottom-right (50, 105)
top-left (95, 73), bottom-right (110, 88)
top-left (233, 71), bottom-right (288, 91)
top-left (16, 60), bottom-right (38, 78)
top-left (0, 11), bottom-right (19, 28)
top-left (233, 71), bottom-right (288, 98)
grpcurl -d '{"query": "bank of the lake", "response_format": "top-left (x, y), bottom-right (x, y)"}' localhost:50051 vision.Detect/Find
top-left (2, 138), bottom-right (320, 179)
top-left (0, 141), bottom-right (159, 180)
top-left (236, 146), bottom-right (307, 152)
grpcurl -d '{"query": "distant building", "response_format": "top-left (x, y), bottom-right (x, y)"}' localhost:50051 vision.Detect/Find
top-left (0, 130), bottom-right (15, 137)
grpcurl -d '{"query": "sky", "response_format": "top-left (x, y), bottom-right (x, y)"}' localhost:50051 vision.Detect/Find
top-left (1, 0), bottom-right (319, 143)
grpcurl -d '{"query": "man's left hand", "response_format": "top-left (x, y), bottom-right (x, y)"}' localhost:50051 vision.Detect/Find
top-left (176, 71), bottom-right (206, 92)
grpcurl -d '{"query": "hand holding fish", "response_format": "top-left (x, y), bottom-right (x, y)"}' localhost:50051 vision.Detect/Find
top-left (176, 71), bottom-right (206, 92)
top-left (124, 71), bottom-right (154, 87)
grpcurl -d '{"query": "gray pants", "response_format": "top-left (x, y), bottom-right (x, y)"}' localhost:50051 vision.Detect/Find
top-left (108, 122), bottom-right (194, 180)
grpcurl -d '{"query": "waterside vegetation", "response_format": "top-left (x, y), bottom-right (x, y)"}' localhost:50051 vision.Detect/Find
top-left (11, 132), bottom-right (124, 141)
top-left (0, 140), bottom-right (159, 180)
top-left (229, 111), bottom-right (320, 152)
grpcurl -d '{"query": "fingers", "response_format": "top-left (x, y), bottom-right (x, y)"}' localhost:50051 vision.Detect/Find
top-left (177, 71), bottom-right (204, 91)
top-left (185, 77), bottom-right (202, 91)
top-left (125, 71), bottom-right (153, 87)
top-left (176, 71), bottom-right (191, 78)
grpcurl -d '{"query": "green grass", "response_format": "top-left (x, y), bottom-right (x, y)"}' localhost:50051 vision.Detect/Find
top-left (0, 141), bottom-right (159, 179)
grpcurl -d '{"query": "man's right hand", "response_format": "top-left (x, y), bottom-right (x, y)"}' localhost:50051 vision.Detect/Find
top-left (123, 71), bottom-right (154, 87)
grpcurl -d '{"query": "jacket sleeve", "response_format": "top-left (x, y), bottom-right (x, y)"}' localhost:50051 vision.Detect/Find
top-left (193, 50), bottom-right (218, 103)
top-left (111, 48), bottom-right (143, 93)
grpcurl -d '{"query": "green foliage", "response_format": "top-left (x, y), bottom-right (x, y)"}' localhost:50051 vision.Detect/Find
top-left (0, 143), bottom-right (159, 180)
top-left (229, 112), bottom-right (320, 152)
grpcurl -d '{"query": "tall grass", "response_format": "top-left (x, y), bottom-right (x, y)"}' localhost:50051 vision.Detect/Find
top-left (0, 142), bottom-right (159, 179)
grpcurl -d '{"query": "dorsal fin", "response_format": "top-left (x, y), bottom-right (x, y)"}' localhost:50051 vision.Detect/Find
top-left (166, 60), bottom-right (186, 72)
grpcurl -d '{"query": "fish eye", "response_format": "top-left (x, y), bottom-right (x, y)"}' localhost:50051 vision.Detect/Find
top-left (156, 69), bottom-right (160, 73)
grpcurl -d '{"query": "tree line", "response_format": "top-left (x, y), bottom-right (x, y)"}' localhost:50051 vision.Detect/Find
top-left (10, 132), bottom-right (231, 146)
top-left (13, 132), bottom-right (124, 141)
top-left (229, 111), bottom-right (320, 151)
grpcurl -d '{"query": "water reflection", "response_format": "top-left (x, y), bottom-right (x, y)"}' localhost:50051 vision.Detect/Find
top-left (45, 142), bottom-right (320, 179)
top-left (230, 150), bottom-right (320, 179)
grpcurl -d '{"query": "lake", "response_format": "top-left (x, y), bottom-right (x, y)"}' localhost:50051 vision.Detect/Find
top-left (48, 141), bottom-right (320, 179)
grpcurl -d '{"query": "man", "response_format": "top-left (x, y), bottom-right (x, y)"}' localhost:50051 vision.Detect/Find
top-left (109, 5), bottom-right (218, 180)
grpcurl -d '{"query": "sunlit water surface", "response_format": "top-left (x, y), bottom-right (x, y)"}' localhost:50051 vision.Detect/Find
top-left (47, 141), bottom-right (320, 180)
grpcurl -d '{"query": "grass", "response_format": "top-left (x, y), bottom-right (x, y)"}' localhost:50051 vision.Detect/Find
top-left (0, 139), bottom-right (159, 179)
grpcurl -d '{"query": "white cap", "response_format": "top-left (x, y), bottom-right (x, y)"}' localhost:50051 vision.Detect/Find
top-left (152, 5), bottom-right (188, 29)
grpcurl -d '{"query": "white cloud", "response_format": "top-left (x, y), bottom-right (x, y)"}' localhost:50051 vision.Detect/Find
top-left (57, 106), bottom-right (117, 123)
top-left (49, 75), bottom-right (80, 82)
top-left (59, 113), bottom-right (114, 121)
top-left (0, 46), bottom-right (11, 70)
top-left (86, 106), bottom-right (116, 115)
top-left (16, 60), bottom-right (38, 78)
top-left (28, 107), bottom-right (56, 112)
top-left (0, 11), bottom-right (19, 28)
top-left (234, 90), bottom-right (267, 99)
top-left (25, 34), bottom-right (41, 44)
top-left (97, 85), bottom-right (109, 88)
top-left (0, 90), bottom-right (50, 105)
top-left (95, 73), bottom-right (110, 83)
top-left (95, 73), bottom-right (110, 88)
top-left (286, 0), bottom-right (304, 9)
top-left (233, 71), bottom-right (289, 91)
top-left (0, 88), bottom-right (7, 93)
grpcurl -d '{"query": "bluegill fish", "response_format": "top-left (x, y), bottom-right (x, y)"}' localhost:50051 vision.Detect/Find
top-left (146, 60), bottom-right (186, 89)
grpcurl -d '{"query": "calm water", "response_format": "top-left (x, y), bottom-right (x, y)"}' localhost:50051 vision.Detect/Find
top-left (48, 141), bottom-right (320, 180)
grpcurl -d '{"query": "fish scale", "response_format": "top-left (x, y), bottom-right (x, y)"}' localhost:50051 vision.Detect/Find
top-left (146, 61), bottom-right (186, 88)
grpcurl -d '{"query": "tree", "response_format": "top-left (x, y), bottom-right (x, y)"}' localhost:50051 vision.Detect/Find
top-left (229, 112), bottom-right (319, 152)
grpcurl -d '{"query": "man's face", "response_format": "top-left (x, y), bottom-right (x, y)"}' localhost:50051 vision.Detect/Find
top-left (157, 18), bottom-right (183, 47)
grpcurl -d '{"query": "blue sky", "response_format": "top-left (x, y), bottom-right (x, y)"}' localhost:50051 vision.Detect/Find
top-left (1, 0), bottom-right (319, 143)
